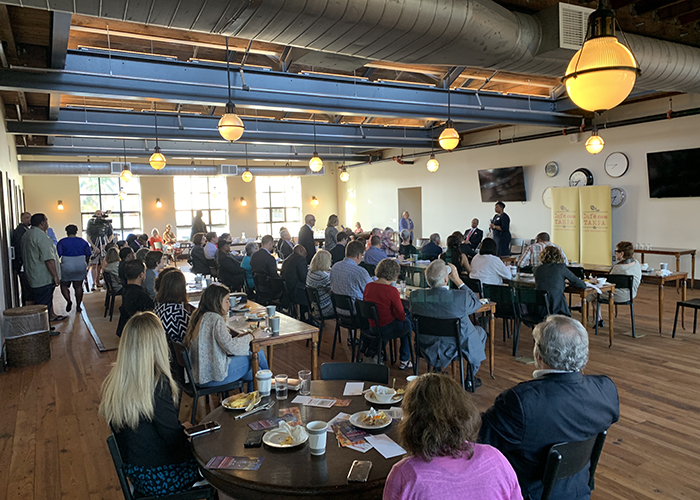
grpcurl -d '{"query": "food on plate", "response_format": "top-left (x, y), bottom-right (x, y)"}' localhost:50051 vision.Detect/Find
top-left (222, 391), bottom-right (260, 409)
top-left (362, 410), bottom-right (388, 426)
top-left (282, 435), bottom-right (294, 445)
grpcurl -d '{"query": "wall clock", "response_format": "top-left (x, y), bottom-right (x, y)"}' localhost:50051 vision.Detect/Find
top-left (604, 152), bottom-right (629, 178)
top-left (545, 161), bottom-right (559, 178)
top-left (568, 168), bottom-right (594, 187)
top-left (611, 187), bottom-right (627, 207)
top-left (542, 186), bottom-right (553, 208)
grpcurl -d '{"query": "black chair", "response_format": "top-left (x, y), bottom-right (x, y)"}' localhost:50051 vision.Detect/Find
top-left (355, 300), bottom-right (400, 365)
top-left (519, 265), bottom-right (534, 274)
top-left (106, 434), bottom-right (216, 500)
top-left (539, 431), bottom-right (608, 500)
top-left (596, 274), bottom-right (636, 338)
top-left (305, 286), bottom-right (333, 350)
top-left (359, 262), bottom-right (376, 277)
top-left (171, 341), bottom-right (243, 424)
top-left (515, 288), bottom-right (550, 357)
top-left (509, 238), bottom-right (525, 256)
top-left (672, 297), bottom-right (700, 338)
top-left (103, 272), bottom-right (121, 322)
top-left (483, 284), bottom-right (520, 344)
top-left (320, 362), bottom-right (390, 384)
top-left (253, 273), bottom-right (288, 311)
top-left (462, 276), bottom-right (483, 296)
top-left (412, 314), bottom-right (475, 392)
top-left (567, 266), bottom-right (586, 313)
top-left (330, 294), bottom-right (364, 361)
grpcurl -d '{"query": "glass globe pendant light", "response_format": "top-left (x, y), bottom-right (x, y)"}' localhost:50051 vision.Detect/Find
top-left (241, 144), bottom-right (253, 182)
top-left (119, 139), bottom-right (132, 182)
top-left (438, 86), bottom-right (459, 150)
top-left (309, 116), bottom-right (323, 172)
top-left (426, 153), bottom-right (439, 173)
top-left (218, 37), bottom-right (245, 142)
top-left (339, 166), bottom-right (349, 182)
top-left (149, 102), bottom-right (166, 170)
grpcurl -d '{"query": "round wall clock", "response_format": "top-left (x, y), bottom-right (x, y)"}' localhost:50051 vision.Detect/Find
top-left (569, 168), bottom-right (594, 187)
top-left (604, 152), bottom-right (629, 178)
top-left (542, 186), bottom-right (553, 208)
top-left (545, 161), bottom-right (559, 178)
top-left (611, 187), bottom-right (626, 207)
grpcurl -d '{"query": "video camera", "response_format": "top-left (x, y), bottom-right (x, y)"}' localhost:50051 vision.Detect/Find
top-left (87, 211), bottom-right (113, 242)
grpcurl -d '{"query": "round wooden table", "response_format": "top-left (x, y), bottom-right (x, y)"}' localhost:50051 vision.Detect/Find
top-left (191, 380), bottom-right (405, 499)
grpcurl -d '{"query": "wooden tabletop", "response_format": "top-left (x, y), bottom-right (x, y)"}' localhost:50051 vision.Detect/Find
top-left (191, 380), bottom-right (406, 500)
top-left (633, 247), bottom-right (696, 255)
top-left (227, 301), bottom-right (318, 346)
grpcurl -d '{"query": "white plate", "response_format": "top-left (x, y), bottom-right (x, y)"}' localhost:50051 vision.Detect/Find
top-left (222, 392), bottom-right (262, 411)
top-left (263, 429), bottom-right (308, 448)
top-left (364, 391), bottom-right (403, 405)
top-left (349, 410), bottom-right (392, 430)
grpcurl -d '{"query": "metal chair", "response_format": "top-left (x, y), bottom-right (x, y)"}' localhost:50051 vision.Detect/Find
top-left (359, 262), bottom-right (376, 277)
top-left (509, 238), bottom-right (525, 256)
top-left (253, 273), bottom-right (289, 312)
top-left (483, 284), bottom-right (520, 344)
top-left (355, 299), bottom-right (399, 365)
top-left (515, 288), bottom-right (550, 357)
top-left (106, 434), bottom-right (216, 500)
top-left (305, 286), bottom-right (333, 350)
top-left (596, 274), bottom-right (636, 338)
top-left (171, 341), bottom-right (244, 424)
top-left (540, 431), bottom-right (608, 500)
top-left (462, 277), bottom-right (483, 297)
top-left (567, 266), bottom-right (586, 313)
top-left (320, 362), bottom-right (390, 384)
top-left (412, 314), bottom-right (476, 392)
top-left (330, 294), bottom-right (364, 361)
top-left (102, 272), bottom-right (121, 322)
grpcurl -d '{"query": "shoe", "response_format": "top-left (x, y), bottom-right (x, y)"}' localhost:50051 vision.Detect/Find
top-left (597, 319), bottom-right (605, 328)
top-left (91, 285), bottom-right (96, 291)
top-left (467, 378), bottom-right (482, 391)
top-left (76, 305), bottom-right (82, 313)
top-left (399, 360), bottom-right (413, 370)
top-left (50, 329), bottom-right (61, 337)
top-left (66, 300), bottom-right (72, 312)
top-left (50, 315), bottom-right (68, 322)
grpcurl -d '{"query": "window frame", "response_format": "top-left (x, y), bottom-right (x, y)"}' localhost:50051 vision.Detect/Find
top-left (173, 176), bottom-right (228, 240)
top-left (79, 176), bottom-right (142, 241)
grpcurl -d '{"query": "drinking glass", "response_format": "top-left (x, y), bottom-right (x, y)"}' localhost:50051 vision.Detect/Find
top-left (275, 374), bottom-right (288, 400)
top-left (298, 370), bottom-right (312, 396)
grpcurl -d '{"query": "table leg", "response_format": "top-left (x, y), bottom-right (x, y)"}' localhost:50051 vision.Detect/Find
top-left (267, 345), bottom-right (274, 373)
top-left (580, 292), bottom-right (588, 329)
top-left (641, 253), bottom-right (645, 265)
top-left (692, 253), bottom-right (696, 290)
top-left (489, 310), bottom-right (495, 379)
top-left (658, 283), bottom-right (664, 334)
top-left (676, 255), bottom-right (680, 272)
top-left (252, 350), bottom-right (260, 390)
top-left (311, 332), bottom-right (319, 380)
top-left (608, 291), bottom-right (614, 347)
top-left (681, 279), bottom-right (686, 330)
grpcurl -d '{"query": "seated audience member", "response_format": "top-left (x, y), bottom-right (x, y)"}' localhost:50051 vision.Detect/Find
top-left (162, 224), bottom-right (176, 245)
top-left (135, 248), bottom-right (149, 262)
top-left (250, 235), bottom-right (278, 277)
top-left (464, 218), bottom-right (483, 251)
top-left (241, 241), bottom-right (258, 290)
top-left (154, 266), bottom-right (179, 295)
top-left (362, 259), bottom-right (412, 369)
top-left (203, 232), bottom-right (218, 260)
top-left (126, 233), bottom-right (140, 253)
top-left (480, 315), bottom-right (620, 500)
top-left (100, 312), bottom-right (200, 497)
top-left (366, 228), bottom-right (382, 250)
top-left (365, 235), bottom-right (389, 266)
top-left (184, 284), bottom-right (268, 390)
top-left (118, 246), bottom-right (135, 287)
top-left (398, 229), bottom-right (417, 258)
top-left (440, 234), bottom-right (472, 275)
top-left (325, 214), bottom-right (340, 252)
top-left (453, 230), bottom-right (476, 258)
top-left (103, 247), bottom-right (122, 294)
top-left (419, 233), bottom-right (442, 260)
top-left (470, 238), bottom-right (511, 286)
top-left (137, 234), bottom-right (149, 250)
top-left (381, 227), bottom-right (400, 257)
top-left (116, 260), bottom-right (155, 337)
top-left (592, 240), bottom-right (642, 327)
top-left (330, 231), bottom-right (349, 265)
top-left (217, 239), bottom-right (246, 292)
top-left (384, 374), bottom-right (521, 500)
top-left (277, 227), bottom-right (295, 260)
top-left (354, 221), bottom-right (363, 234)
top-left (306, 250), bottom-right (334, 318)
top-left (410, 260), bottom-right (486, 387)
top-left (534, 245), bottom-right (586, 316)
top-left (330, 240), bottom-right (373, 302)
top-left (219, 233), bottom-right (232, 244)
top-left (117, 240), bottom-right (128, 249)
top-left (281, 245), bottom-right (309, 307)
top-left (189, 233), bottom-right (210, 275)
top-left (517, 232), bottom-right (568, 269)
top-left (148, 228), bottom-right (163, 249)
top-left (144, 251), bottom-right (164, 299)
top-left (154, 270), bottom-right (192, 343)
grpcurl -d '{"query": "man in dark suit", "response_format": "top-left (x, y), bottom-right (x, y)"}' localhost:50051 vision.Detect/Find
top-left (330, 231), bottom-right (348, 265)
top-left (281, 245), bottom-right (308, 306)
top-left (418, 233), bottom-right (442, 261)
top-left (479, 315), bottom-right (619, 500)
top-left (298, 213), bottom-right (317, 264)
top-left (277, 227), bottom-right (295, 260)
top-left (217, 240), bottom-right (246, 292)
top-left (250, 234), bottom-right (278, 278)
top-left (465, 218), bottom-right (483, 250)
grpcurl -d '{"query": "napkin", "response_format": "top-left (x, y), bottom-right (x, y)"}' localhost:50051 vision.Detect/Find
top-left (585, 282), bottom-right (603, 295)
top-left (277, 421), bottom-right (308, 443)
top-left (372, 386), bottom-right (393, 396)
top-left (654, 269), bottom-right (672, 277)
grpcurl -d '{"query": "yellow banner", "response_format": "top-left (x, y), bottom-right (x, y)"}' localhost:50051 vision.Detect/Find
top-left (579, 186), bottom-right (612, 265)
top-left (551, 187), bottom-right (580, 263)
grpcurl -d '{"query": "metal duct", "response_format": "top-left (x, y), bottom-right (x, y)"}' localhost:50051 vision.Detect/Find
top-left (18, 162), bottom-right (308, 176)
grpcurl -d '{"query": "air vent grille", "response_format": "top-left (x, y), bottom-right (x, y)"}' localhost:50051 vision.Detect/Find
top-left (110, 161), bottom-right (130, 174)
top-left (559, 4), bottom-right (590, 51)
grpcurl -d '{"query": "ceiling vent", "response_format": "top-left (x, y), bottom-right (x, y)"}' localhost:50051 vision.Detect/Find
top-left (110, 161), bottom-right (130, 174)
top-left (219, 164), bottom-right (239, 176)
top-left (535, 4), bottom-right (593, 60)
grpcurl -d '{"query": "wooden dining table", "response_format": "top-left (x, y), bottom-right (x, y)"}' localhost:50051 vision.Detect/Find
top-left (634, 247), bottom-right (695, 289)
top-left (191, 380), bottom-right (406, 500)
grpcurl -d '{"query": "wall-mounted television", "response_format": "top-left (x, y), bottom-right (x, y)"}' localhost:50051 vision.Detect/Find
top-left (647, 147), bottom-right (700, 199)
top-left (478, 166), bottom-right (527, 202)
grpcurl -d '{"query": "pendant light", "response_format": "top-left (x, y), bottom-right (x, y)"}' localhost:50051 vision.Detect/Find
top-left (118, 190), bottom-right (127, 200)
top-left (149, 102), bottom-right (166, 170)
top-left (218, 37), bottom-right (245, 142)
top-left (563, 0), bottom-right (640, 112)
top-left (426, 153), bottom-right (440, 173)
top-left (119, 139), bottom-right (133, 182)
top-left (438, 86), bottom-right (459, 150)
top-left (339, 166), bottom-right (349, 182)
top-left (585, 114), bottom-right (605, 154)
top-left (309, 115), bottom-right (324, 172)
top-left (242, 144), bottom-right (253, 183)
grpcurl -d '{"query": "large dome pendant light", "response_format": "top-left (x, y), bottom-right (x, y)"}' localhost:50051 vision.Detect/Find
top-left (218, 36), bottom-right (245, 142)
top-left (149, 102), bottom-right (166, 170)
top-left (438, 86), bottom-right (459, 150)
top-left (241, 144), bottom-right (253, 182)
top-left (309, 115), bottom-right (324, 172)
top-left (563, 0), bottom-right (641, 112)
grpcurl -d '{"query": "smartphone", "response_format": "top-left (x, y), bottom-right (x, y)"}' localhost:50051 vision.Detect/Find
top-left (184, 421), bottom-right (221, 438)
top-left (244, 430), bottom-right (265, 448)
top-left (347, 460), bottom-right (373, 482)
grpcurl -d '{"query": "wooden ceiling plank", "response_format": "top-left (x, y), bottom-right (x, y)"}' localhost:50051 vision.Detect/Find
top-left (678, 8), bottom-right (700, 22)
top-left (633, 0), bottom-right (686, 15)
top-left (0, 5), bottom-right (17, 59)
top-left (657, 0), bottom-right (700, 20)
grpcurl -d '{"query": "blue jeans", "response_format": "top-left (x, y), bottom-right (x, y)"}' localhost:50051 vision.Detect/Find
top-left (201, 350), bottom-right (269, 392)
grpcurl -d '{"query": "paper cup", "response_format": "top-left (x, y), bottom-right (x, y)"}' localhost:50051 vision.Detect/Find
top-left (306, 421), bottom-right (328, 455)
top-left (256, 369), bottom-right (272, 396)
top-left (266, 305), bottom-right (277, 318)
top-left (270, 316), bottom-right (281, 334)
top-left (660, 263), bottom-right (668, 270)
top-left (406, 375), bottom-right (418, 383)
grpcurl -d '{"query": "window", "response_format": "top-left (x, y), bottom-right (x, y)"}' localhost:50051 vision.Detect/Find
top-left (173, 176), bottom-right (228, 240)
top-left (255, 176), bottom-right (302, 238)
top-left (79, 176), bottom-right (142, 240)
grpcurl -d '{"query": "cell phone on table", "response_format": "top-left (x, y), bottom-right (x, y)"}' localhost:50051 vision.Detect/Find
top-left (184, 421), bottom-right (221, 438)
top-left (244, 430), bottom-right (265, 448)
top-left (347, 460), bottom-right (373, 482)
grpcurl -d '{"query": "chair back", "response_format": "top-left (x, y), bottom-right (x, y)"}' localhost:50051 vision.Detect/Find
top-left (519, 265), bottom-right (534, 274)
top-left (154, 241), bottom-right (163, 250)
top-left (510, 238), bottom-right (525, 256)
top-left (171, 341), bottom-right (196, 397)
top-left (320, 362), bottom-right (390, 384)
top-left (483, 284), bottom-right (519, 320)
top-left (253, 273), bottom-right (273, 304)
top-left (106, 434), bottom-right (135, 500)
top-left (103, 272), bottom-right (114, 294)
top-left (332, 294), bottom-right (363, 329)
top-left (516, 288), bottom-right (551, 325)
top-left (413, 315), bottom-right (461, 340)
top-left (540, 431), bottom-right (608, 500)
top-left (462, 276), bottom-right (483, 296)
top-left (305, 286), bottom-right (323, 320)
top-left (604, 274), bottom-right (634, 291)
top-left (355, 300), bottom-right (381, 334)
top-left (568, 266), bottom-right (585, 280)
top-left (359, 261), bottom-right (376, 277)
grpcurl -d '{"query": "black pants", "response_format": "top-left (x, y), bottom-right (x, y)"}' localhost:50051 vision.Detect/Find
top-left (32, 284), bottom-right (56, 317)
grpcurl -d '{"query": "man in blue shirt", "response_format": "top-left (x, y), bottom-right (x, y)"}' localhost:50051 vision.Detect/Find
top-left (330, 240), bottom-right (373, 301)
top-left (364, 235), bottom-right (388, 266)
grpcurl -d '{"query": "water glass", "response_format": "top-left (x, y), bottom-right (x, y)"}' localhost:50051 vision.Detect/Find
top-left (275, 374), bottom-right (289, 400)
top-left (298, 370), bottom-right (312, 396)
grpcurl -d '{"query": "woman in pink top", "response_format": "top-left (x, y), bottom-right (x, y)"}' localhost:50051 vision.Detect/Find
top-left (383, 374), bottom-right (522, 500)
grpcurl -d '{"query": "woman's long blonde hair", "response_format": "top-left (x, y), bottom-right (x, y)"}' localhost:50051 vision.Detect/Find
top-left (99, 312), bottom-right (179, 431)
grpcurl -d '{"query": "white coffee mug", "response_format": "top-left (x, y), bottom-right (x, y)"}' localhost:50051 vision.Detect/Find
top-left (256, 369), bottom-right (272, 396)
top-left (660, 262), bottom-right (668, 270)
top-left (306, 421), bottom-right (328, 455)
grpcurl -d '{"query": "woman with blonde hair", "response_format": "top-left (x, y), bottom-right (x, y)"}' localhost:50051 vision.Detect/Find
top-left (184, 283), bottom-right (267, 390)
top-left (384, 374), bottom-right (520, 500)
top-left (99, 312), bottom-right (200, 497)
top-left (306, 249), bottom-right (334, 318)
top-left (534, 245), bottom-right (586, 316)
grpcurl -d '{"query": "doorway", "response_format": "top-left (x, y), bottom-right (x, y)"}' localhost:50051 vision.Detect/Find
top-left (398, 187), bottom-right (422, 240)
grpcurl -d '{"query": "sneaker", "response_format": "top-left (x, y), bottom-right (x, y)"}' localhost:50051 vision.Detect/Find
top-left (399, 360), bottom-right (413, 370)
top-left (467, 377), bottom-right (482, 391)
top-left (50, 329), bottom-right (61, 337)
top-left (66, 300), bottom-right (72, 312)
top-left (597, 319), bottom-right (605, 328)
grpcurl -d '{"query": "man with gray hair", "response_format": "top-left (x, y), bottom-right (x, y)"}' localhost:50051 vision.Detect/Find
top-left (298, 214), bottom-right (317, 263)
top-left (409, 260), bottom-right (486, 389)
top-left (419, 232), bottom-right (442, 260)
top-left (479, 315), bottom-right (619, 500)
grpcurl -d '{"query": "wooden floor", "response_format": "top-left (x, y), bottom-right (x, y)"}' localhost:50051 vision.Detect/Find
top-left (1, 281), bottom-right (699, 500)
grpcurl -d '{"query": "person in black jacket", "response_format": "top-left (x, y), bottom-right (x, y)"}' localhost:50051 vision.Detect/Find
top-left (480, 315), bottom-right (619, 500)
top-left (464, 218), bottom-right (483, 251)
top-left (188, 233), bottom-right (210, 275)
top-left (100, 312), bottom-right (200, 497)
top-left (217, 240), bottom-right (245, 292)
top-left (330, 231), bottom-right (348, 265)
top-left (534, 245), bottom-right (586, 316)
top-left (281, 245), bottom-right (308, 306)
top-left (190, 210), bottom-right (207, 241)
top-left (116, 260), bottom-right (155, 337)
top-left (277, 227), bottom-right (295, 260)
top-left (13, 211), bottom-right (33, 304)
top-left (298, 213), bottom-right (317, 264)
top-left (118, 246), bottom-right (135, 287)
top-left (250, 235), bottom-right (278, 278)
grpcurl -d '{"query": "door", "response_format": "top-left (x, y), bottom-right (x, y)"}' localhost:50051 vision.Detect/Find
top-left (398, 187), bottom-right (422, 240)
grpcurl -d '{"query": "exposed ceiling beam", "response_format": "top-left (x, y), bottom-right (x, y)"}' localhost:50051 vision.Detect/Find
top-left (0, 5), bottom-right (17, 60)
top-left (49, 12), bottom-right (72, 69)
top-left (678, 9), bottom-right (700, 23)
top-left (633, 0), bottom-right (684, 15)
top-left (657, 0), bottom-right (700, 20)
top-left (0, 51), bottom-right (583, 128)
top-left (442, 66), bottom-right (466, 88)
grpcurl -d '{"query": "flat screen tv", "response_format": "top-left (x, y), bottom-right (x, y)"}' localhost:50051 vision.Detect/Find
top-left (647, 147), bottom-right (700, 198)
top-left (478, 166), bottom-right (527, 202)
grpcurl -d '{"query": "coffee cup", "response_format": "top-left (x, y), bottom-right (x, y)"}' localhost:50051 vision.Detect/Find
top-left (229, 295), bottom-right (238, 309)
top-left (641, 263), bottom-right (649, 271)
top-left (307, 421), bottom-right (328, 455)
top-left (256, 369), bottom-right (272, 396)
top-left (270, 316), bottom-right (280, 334)
top-left (660, 262), bottom-right (668, 271)
top-left (406, 375), bottom-right (418, 383)
top-left (266, 305), bottom-right (276, 318)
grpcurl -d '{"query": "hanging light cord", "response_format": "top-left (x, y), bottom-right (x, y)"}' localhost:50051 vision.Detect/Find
top-left (313, 115), bottom-right (317, 151)
top-left (226, 36), bottom-right (232, 104)
top-left (447, 85), bottom-right (451, 123)
top-left (154, 102), bottom-right (159, 147)
top-left (245, 143), bottom-right (249, 168)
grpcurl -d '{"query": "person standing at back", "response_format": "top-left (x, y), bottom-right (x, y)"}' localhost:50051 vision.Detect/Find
top-left (298, 214), bottom-right (317, 263)
top-left (398, 211), bottom-right (414, 244)
top-left (56, 224), bottom-right (92, 313)
top-left (190, 210), bottom-right (207, 241)
top-left (116, 259), bottom-right (155, 337)
top-left (325, 214), bottom-right (339, 252)
top-left (12, 211), bottom-right (33, 305)
top-left (490, 202), bottom-right (511, 256)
